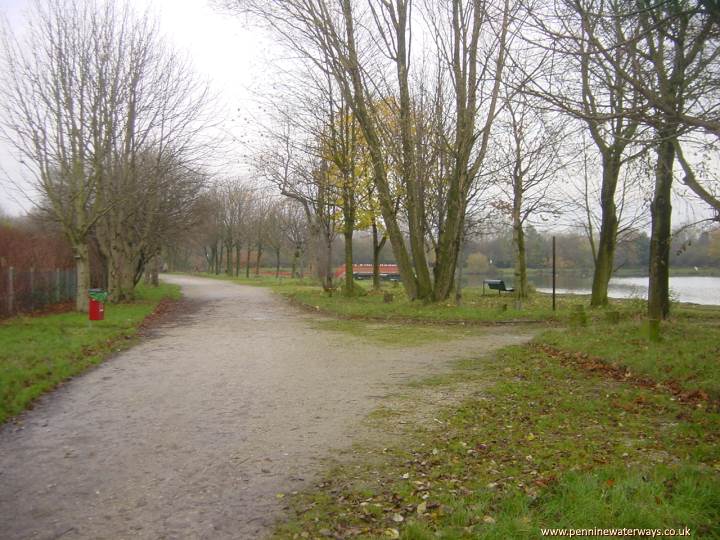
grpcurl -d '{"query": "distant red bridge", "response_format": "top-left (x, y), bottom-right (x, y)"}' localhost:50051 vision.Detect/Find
top-left (335, 264), bottom-right (401, 281)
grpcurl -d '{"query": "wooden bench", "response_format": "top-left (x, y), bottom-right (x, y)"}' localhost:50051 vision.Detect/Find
top-left (483, 279), bottom-right (515, 295)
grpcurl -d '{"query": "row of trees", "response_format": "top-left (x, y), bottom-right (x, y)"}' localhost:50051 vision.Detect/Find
top-left (182, 204), bottom-right (720, 287)
top-left (0, 1), bottom-right (211, 310)
top-left (224, 0), bottom-right (719, 322)
top-left (3, 0), bottom-right (718, 318)
top-left (195, 180), bottom-right (309, 280)
top-left (472, 225), bottom-right (718, 272)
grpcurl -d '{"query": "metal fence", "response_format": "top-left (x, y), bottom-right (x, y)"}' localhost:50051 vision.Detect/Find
top-left (0, 267), bottom-right (77, 318)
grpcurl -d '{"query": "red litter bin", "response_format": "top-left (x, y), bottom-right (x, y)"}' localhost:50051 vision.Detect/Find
top-left (88, 289), bottom-right (108, 321)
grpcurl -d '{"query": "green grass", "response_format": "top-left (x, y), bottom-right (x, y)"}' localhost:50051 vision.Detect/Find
top-left (0, 283), bottom-right (180, 424)
top-left (272, 323), bottom-right (720, 539)
top-left (541, 317), bottom-right (720, 400)
top-left (193, 271), bottom-right (609, 324)
top-left (193, 271), bottom-right (720, 329)
top-left (284, 285), bottom-right (562, 323)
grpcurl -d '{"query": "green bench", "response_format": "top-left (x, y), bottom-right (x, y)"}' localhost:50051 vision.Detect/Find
top-left (483, 279), bottom-right (515, 295)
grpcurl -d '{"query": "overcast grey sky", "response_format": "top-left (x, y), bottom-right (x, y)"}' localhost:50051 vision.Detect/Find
top-left (0, 0), bottom-right (274, 216)
top-left (0, 0), bottom-right (715, 230)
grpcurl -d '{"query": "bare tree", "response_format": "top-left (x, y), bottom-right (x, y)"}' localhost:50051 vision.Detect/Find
top-left (0, 0), bottom-right (212, 307)
top-left (1, 1), bottom-right (124, 310)
top-left (263, 199), bottom-right (286, 278)
top-left (574, 0), bottom-right (720, 320)
top-left (279, 199), bottom-right (309, 278)
top-left (635, 1), bottom-right (718, 320)
top-left (255, 103), bottom-right (339, 290)
top-left (215, 179), bottom-right (254, 276)
top-left (231, 0), bottom-right (516, 302)
top-left (490, 90), bottom-right (566, 298)
top-left (522, 0), bottom-right (646, 307)
top-left (572, 134), bottom-right (651, 277)
top-left (91, 17), bottom-right (211, 301)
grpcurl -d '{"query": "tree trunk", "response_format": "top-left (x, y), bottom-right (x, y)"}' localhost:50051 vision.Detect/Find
top-left (395, 0), bottom-right (432, 301)
top-left (225, 240), bottom-right (233, 275)
top-left (150, 255), bottom-right (159, 286)
top-left (275, 248), bottom-right (281, 278)
top-left (74, 242), bottom-right (90, 312)
top-left (215, 240), bottom-right (222, 275)
top-left (372, 221), bottom-right (382, 291)
top-left (512, 186), bottom-right (528, 299)
top-left (590, 154), bottom-right (621, 307)
top-left (254, 243), bottom-right (263, 276)
top-left (143, 255), bottom-right (159, 286)
top-left (112, 266), bottom-right (136, 301)
top-left (455, 230), bottom-right (466, 305)
top-left (343, 227), bottom-right (354, 296)
top-left (648, 134), bottom-right (675, 320)
top-left (340, 0), bottom-right (419, 300)
top-left (291, 246), bottom-right (300, 278)
top-left (324, 234), bottom-right (333, 291)
top-left (208, 245), bottom-right (216, 273)
top-left (432, 183), bottom-right (465, 301)
top-left (235, 242), bottom-right (241, 276)
top-left (245, 244), bottom-right (251, 278)
top-left (107, 241), bottom-right (136, 302)
top-left (513, 219), bottom-right (528, 299)
top-left (315, 226), bottom-right (335, 291)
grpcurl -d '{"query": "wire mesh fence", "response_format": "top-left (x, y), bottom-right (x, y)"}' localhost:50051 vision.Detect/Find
top-left (0, 267), bottom-right (76, 319)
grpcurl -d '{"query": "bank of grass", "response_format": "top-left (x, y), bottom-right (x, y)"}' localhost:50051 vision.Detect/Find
top-left (196, 271), bottom-right (720, 331)
top-left (272, 316), bottom-right (720, 538)
top-left (194, 271), bottom-right (626, 324)
top-left (0, 282), bottom-right (180, 424)
top-left (541, 316), bottom-right (720, 401)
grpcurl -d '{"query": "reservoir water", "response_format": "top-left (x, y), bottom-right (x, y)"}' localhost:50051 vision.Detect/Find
top-left (466, 274), bottom-right (720, 306)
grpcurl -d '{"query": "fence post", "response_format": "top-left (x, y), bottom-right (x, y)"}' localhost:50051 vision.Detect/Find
top-left (7, 267), bottom-right (14, 314)
top-left (56, 269), bottom-right (61, 302)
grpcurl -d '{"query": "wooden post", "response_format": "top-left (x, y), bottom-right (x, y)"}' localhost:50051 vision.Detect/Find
top-left (7, 267), bottom-right (14, 314)
top-left (553, 236), bottom-right (556, 311)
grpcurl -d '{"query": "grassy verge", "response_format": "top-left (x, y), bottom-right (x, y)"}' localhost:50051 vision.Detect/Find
top-left (192, 271), bottom-right (719, 330)
top-left (191, 272), bottom-right (646, 325)
top-left (540, 316), bottom-right (720, 401)
top-left (0, 282), bottom-right (181, 424)
top-left (273, 317), bottom-right (720, 539)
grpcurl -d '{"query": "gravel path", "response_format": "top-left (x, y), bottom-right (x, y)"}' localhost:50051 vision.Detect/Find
top-left (0, 275), bottom-right (534, 540)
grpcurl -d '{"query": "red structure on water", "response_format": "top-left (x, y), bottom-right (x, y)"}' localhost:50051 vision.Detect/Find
top-left (335, 264), bottom-right (401, 281)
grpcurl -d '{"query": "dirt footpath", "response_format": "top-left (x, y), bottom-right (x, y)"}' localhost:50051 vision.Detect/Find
top-left (0, 275), bottom-right (534, 540)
